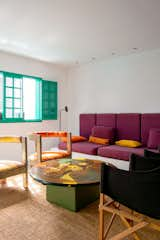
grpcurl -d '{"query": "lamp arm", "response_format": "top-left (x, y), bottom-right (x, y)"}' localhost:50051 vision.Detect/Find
top-left (59, 110), bottom-right (62, 131)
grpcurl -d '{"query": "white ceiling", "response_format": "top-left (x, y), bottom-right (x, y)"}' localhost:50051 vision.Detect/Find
top-left (0, 0), bottom-right (160, 66)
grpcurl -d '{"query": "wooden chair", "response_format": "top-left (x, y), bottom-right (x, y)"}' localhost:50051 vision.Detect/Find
top-left (28, 131), bottom-right (72, 165)
top-left (0, 136), bottom-right (28, 189)
top-left (99, 162), bottom-right (160, 240)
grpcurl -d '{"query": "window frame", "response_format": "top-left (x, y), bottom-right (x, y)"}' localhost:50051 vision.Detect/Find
top-left (0, 71), bottom-right (58, 123)
top-left (0, 71), bottom-right (42, 123)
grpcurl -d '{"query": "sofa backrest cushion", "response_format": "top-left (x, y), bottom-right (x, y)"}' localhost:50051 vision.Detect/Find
top-left (116, 113), bottom-right (141, 141)
top-left (141, 114), bottom-right (160, 146)
top-left (80, 113), bottom-right (160, 145)
top-left (96, 114), bottom-right (116, 128)
top-left (147, 128), bottom-right (160, 149)
top-left (80, 113), bottom-right (116, 139)
top-left (80, 114), bottom-right (96, 138)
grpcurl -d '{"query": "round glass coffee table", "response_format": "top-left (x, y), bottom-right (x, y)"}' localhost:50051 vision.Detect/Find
top-left (30, 158), bottom-right (101, 211)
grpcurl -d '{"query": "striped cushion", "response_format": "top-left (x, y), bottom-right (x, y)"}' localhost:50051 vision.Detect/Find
top-left (0, 160), bottom-right (26, 179)
top-left (0, 160), bottom-right (25, 172)
top-left (29, 151), bottom-right (71, 165)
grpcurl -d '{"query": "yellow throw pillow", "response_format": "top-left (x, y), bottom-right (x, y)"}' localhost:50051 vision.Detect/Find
top-left (89, 136), bottom-right (109, 145)
top-left (115, 140), bottom-right (142, 148)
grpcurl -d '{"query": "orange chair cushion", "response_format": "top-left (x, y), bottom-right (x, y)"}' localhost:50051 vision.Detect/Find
top-left (32, 131), bottom-right (68, 138)
top-left (61, 135), bottom-right (87, 143)
top-left (30, 151), bottom-right (71, 162)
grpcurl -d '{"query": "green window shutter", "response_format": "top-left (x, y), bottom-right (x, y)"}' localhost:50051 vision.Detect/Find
top-left (3, 72), bottom-right (23, 121)
top-left (42, 80), bottom-right (57, 120)
top-left (35, 78), bottom-right (42, 121)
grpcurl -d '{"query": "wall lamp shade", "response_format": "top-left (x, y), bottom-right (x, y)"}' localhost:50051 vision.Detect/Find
top-left (59, 106), bottom-right (68, 131)
top-left (64, 106), bottom-right (68, 112)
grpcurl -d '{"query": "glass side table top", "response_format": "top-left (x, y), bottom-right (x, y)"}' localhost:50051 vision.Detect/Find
top-left (30, 158), bottom-right (101, 185)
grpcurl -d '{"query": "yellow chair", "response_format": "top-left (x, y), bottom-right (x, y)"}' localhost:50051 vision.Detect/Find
top-left (0, 136), bottom-right (28, 189)
top-left (29, 131), bottom-right (72, 165)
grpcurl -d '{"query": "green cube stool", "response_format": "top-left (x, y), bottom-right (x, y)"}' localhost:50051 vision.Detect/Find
top-left (47, 183), bottom-right (100, 211)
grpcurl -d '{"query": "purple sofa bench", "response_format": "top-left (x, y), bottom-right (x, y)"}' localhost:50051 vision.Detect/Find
top-left (59, 113), bottom-right (160, 161)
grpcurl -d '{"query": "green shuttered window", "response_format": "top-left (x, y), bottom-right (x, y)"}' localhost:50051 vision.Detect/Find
top-left (42, 80), bottom-right (57, 120)
top-left (0, 71), bottom-right (58, 123)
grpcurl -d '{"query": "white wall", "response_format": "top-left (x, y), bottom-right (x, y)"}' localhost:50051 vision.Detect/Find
top-left (0, 51), bottom-right (68, 160)
top-left (67, 49), bottom-right (160, 134)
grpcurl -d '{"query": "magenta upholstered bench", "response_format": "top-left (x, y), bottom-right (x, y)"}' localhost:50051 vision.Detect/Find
top-left (59, 113), bottom-right (160, 161)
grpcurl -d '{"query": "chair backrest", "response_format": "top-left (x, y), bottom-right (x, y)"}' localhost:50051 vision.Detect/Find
top-left (0, 136), bottom-right (22, 143)
top-left (101, 163), bottom-right (160, 219)
top-left (0, 136), bottom-right (27, 164)
top-left (30, 131), bottom-right (68, 138)
top-left (28, 131), bottom-right (72, 162)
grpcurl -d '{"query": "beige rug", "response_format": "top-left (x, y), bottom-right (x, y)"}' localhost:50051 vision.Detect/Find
top-left (0, 176), bottom-right (159, 240)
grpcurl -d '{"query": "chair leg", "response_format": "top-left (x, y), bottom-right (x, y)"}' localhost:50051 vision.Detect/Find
top-left (23, 172), bottom-right (28, 189)
top-left (0, 178), bottom-right (7, 185)
top-left (99, 207), bottom-right (104, 240)
top-left (99, 194), bottom-right (105, 240)
top-left (104, 213), bottom-right (116, 239)
top-left (103, 202), bottom-right (120, 239)
top-left (99, 197), bottom-right (117, 240)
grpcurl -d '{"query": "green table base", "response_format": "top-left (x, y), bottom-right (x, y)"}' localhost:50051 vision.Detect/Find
top-left (46, 183), bottom-right (100, 212)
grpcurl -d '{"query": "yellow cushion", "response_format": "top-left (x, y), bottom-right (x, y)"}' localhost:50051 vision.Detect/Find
top-left (115, 140), bottom-right (142, 148)
top-left (89, 136), bottom-right (109, 145)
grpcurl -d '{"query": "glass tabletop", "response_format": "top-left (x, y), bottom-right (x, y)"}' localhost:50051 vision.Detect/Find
top-left (30, 158), bottom-right (101, 185)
